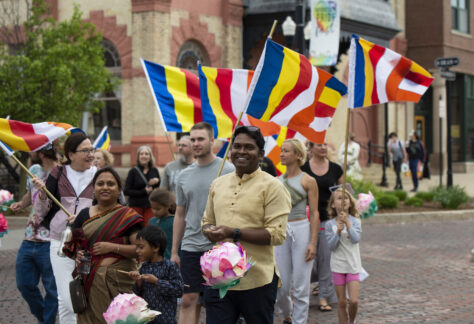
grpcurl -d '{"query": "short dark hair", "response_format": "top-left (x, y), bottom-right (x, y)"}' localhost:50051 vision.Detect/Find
top-left (38, 145), bottom-right (58, 162)
top-left (149, 188), bottom-right (176, 214)
top-left (136, 225), bottom-right (167, 256)
top-left (191, 122), bottom-right (214, 139)
top-left (232, 126), bottom-right (265, 151)
top-left (64, 132), bottom-right (90, 165)
top-left (389, 132), bottom-right (398, 139)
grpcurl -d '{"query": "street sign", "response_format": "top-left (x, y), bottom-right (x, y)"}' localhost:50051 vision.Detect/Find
top-left (440, 70), bottom-right (456, 81)
top-left (434, 57), bottom-right (460, 68)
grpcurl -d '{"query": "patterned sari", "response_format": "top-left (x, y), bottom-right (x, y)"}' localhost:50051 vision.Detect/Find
top-left (77, 206), bottom-right (143, 324)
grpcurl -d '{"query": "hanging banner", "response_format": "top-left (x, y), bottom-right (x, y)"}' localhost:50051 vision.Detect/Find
top-left (309, 0), bottom-right (340, 66)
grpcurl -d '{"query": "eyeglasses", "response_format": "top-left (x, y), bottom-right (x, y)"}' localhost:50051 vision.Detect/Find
top-left (76, 148), bottom-right (95, 155)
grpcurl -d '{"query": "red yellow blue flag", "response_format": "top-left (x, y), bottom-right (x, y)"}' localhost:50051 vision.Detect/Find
top-left (93, 126), bottom-right (111, 151)
top-left (198, 65), bottom-right (254, 138)
top-left (245, 39), bottom-right (347, 144)
top-left (0, 118), bottom-right (74, 156)
top-left (141, 59), bottom-right (202, 133)
top-left (348, 34), bottom-right (433, 108)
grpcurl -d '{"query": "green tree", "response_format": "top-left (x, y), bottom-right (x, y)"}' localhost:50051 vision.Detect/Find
top-left (0, 0), bottom-right (115, 125)
top-left (0, 0), bottom-right (115, 199)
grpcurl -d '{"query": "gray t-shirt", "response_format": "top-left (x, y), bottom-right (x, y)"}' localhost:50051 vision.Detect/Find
top-left (388, 140), bottom-right (405, 161)
top-left (160, 159), bottom-right (192, 193)
top-left (176, 157), bottom-right (234, 252)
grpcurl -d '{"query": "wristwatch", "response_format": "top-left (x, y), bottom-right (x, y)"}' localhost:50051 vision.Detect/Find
top-left (233, 228), bottom-right (241, 242)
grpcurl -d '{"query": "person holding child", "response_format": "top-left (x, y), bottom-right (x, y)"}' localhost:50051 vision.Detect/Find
top-left (148, 188), bottom-right (176, 260)
top-left (130, 225), bottom-right (184, 324)
top-left (325, 187), bottom-right (362, 324)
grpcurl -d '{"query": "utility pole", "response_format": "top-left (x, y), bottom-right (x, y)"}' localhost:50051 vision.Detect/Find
top-left (295, 0), bottom-right (305, 55)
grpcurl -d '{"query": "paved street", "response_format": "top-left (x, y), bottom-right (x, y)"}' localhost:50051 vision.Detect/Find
top-left (1, 218), bottom-right (474, 323)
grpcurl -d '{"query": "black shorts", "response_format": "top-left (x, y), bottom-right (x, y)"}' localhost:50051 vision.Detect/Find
top-left (180, 250), bottom-right (206, 294)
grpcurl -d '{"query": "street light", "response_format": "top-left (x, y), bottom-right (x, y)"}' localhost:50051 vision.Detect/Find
top-left (282, 16), bottom-right (296, 48)
top-left (304, 21), bottom-right (311, 57)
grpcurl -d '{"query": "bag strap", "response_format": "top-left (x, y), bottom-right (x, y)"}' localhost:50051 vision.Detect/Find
top-left (134, 166), bottom-right (148, 186)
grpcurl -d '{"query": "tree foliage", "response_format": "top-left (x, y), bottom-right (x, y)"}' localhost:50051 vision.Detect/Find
top-left (0, 0), bottom-right (115, 125)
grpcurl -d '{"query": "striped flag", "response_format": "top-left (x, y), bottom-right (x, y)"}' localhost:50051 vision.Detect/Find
top-left (93, 126), bottom-right (111, 151)
top-left (348, 34), bottom-right (434, 108)
top-left (141, 59), bottom-right (202, 133)
top-left (245, 39), bottom-right (347, 144)
top-left (0, 118), bottom-right (74, 156)
top-left (199, 65), bottom-right (254, 138)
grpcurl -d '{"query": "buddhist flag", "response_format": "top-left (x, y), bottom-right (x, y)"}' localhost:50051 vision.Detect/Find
top-left (93, 126), bottom-right (111, 151)
top-left (0, 118), bottom-right (74, 156)
top-left (245, 38), bottom-right (347, 144)
top-left (348, 34), bottom-right (434, 108)
top-left (141, 59), bottom-right (202, 133)
top-left (199, 65), bottom-right (254, 138)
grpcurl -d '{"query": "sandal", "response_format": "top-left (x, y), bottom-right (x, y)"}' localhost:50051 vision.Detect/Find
top-left (318, 304), bottom-right (332, 312)
top-left (312, 286), bottom-right (319, 296)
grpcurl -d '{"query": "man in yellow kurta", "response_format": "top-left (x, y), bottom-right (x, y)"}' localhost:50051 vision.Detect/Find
top-left (202, 125), bottom-right (291, 324)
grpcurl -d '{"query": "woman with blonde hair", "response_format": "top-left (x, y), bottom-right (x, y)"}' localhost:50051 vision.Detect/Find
top-left (275, 138), bottom-right (319, 324)
top-left (302, 141), bottom-right (343, 311)
top-left (124, 145), bottom-right (160, 225)
top-left (93, 149), bottom-right (114, 169)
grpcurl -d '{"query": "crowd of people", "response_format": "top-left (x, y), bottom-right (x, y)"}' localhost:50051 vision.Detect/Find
top-left (12, 123), bottom-right (364, 324)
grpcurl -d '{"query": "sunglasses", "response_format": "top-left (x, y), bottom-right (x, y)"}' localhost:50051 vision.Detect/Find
top-left (329, 183), bottom-right (355, 195)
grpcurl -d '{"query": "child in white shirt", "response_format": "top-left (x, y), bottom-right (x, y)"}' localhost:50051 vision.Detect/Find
top-left (325, 187), bottom-right (362, 324)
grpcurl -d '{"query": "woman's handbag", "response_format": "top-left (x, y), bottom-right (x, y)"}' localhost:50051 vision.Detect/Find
top-left (69, 275), bottom-right (87, 313)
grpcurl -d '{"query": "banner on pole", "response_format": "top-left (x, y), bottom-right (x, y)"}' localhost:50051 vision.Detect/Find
top-left (309, 0), bottom-right (340, 66)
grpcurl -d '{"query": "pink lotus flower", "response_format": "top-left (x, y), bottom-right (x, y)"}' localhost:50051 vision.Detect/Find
top-left (103, 293), bottom-right (160, 324)
top-left (0, 190), bottom-right (13, 212)
top-left (356, 192), bottom-right (374, 213)
top-left (200, 242), bottom-right (253, 298)
top-left (0, 213), bottom-right (8, 238)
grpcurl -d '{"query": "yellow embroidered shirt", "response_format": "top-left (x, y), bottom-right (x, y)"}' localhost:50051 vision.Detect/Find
top-left (201, 168), bottom-right (291, 290)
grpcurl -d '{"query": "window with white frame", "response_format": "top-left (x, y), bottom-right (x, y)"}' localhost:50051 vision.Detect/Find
top-left (452, 0), bottom-right (470, 33)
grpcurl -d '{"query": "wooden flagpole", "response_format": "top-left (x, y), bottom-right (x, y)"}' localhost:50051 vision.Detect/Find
top-left (9, 154), bottom-right (73, 218)
top-left (165, 132), bottom-right (176, 161)
top-left (216, 20), bottom-right (278, 177)
top-left (341, 107), bottom-right (351, 210)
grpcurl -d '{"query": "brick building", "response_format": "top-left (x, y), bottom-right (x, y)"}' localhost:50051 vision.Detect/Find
top-left (406, 0), bottom-right (474, 173)
top-left (29, 0), bottom-right (244, 167)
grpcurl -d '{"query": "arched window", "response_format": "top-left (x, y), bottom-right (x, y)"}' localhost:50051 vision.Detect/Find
top-left (93, 39), bottom-right (122, 141)
top-left (176, 40), bottom-right (210, 70)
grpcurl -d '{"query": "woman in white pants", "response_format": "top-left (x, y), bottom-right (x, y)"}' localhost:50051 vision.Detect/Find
top-left (33, 133), bottom-right (97, 324)
top-left (275, 139), bottom-right (319, 324)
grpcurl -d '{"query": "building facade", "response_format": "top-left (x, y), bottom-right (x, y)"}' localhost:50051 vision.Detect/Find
top-left (45, 0), bottom-right (244, 167)
top-left (406, 0), bottom-right (474, 173)
top-left (243, 0), bottom-right (411, 167)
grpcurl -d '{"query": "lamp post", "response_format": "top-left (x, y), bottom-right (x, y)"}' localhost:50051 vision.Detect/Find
top-left (282, 16), bottom-right (296, 48)
top-left (281, 0), bottom-right (306, 55)
top-left (304, 20), bottom-right (311, 57)
top-left (294, 0), bottom-right (305, 55)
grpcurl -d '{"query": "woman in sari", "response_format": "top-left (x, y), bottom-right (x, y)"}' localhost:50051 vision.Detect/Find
top-left (67, 166), bottom-right (144, 323)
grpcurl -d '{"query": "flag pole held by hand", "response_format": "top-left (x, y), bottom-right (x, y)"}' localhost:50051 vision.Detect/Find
top-left (216, 19), bottom-right (278, 177)
top-left (9, 154), bottom-right (74, 219)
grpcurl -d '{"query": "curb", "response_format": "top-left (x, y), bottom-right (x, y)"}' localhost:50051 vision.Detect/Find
top-left (363, 209), bottom-right (474, 224)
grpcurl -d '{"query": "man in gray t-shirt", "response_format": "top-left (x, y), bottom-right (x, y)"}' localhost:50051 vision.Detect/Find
top-left (171, 122), bottom-right (234, 324)
top-left (388, 132), bottom-right (407, 190)
top-left (160, 136), bottom-right (194, 193)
